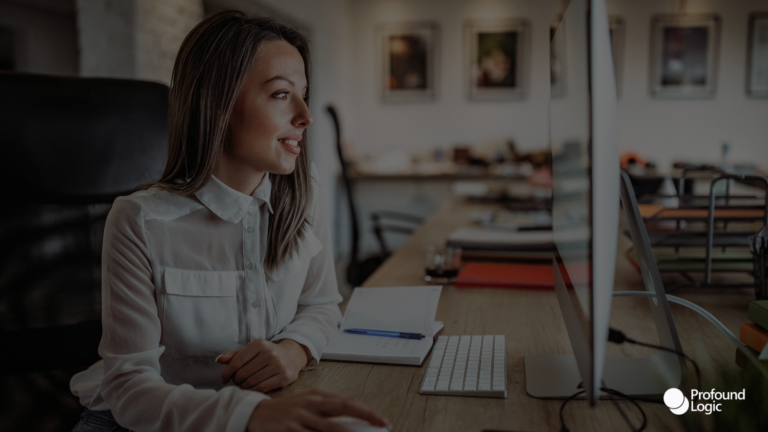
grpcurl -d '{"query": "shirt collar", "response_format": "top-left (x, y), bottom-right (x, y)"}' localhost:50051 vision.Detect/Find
top-left (194, 174), bottom-right (273, 224)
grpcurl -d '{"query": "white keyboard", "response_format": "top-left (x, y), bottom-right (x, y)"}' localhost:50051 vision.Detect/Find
top-left (419, 335), bottom-right (507, 398)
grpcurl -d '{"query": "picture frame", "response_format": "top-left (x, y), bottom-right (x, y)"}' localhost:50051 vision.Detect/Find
top-left (650, 14), bottom-right (720, 99)
top-left (609, 16), bottom-right (625, 97)
top-left (465, 19), bottom-right (529, 101)
top-left (747, 13), bottom-right (768, 98)
top-left (375, 21), bottom-right (438, 103)
top-left (550, 21), bottom-right (567, 99)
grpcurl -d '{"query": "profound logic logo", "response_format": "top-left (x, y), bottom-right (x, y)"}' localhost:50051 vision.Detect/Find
top-left (664, 388), bottom-right (746, 415)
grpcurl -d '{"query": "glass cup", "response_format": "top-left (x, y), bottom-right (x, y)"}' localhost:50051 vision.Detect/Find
top-left (424, 245), bottom-right (462, 284)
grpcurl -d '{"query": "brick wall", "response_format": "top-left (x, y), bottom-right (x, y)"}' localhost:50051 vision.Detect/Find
top-left (134, 0), bottom-right (203, 84)
top-left (77, 0), bottom-right (203, 84)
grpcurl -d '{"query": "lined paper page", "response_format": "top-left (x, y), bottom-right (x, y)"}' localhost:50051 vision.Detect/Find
top-left (341, 286), bottom-right (441, 335)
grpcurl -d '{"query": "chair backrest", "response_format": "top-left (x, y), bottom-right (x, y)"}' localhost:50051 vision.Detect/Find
top-left (0, 73), bottom-right (168, 201)
top-left (326, 104), bottom-right (361, 264)
top-left (0, 72), bottom-right (168, 432)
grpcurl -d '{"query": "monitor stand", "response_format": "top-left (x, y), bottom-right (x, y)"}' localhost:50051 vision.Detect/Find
top-left (525, 171), bottom-right (686, 400)
top-left (525, 353), bottom-right (680, 399)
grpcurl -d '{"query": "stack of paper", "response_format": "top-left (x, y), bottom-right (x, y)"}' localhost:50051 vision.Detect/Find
top-left (322, 286), bottom-right (443, 365)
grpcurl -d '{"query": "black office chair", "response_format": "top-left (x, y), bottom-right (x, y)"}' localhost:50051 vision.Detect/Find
top-left (326, 105), bottom-right (422, 287)
top-left (0, 73), bottom-right (168, 432)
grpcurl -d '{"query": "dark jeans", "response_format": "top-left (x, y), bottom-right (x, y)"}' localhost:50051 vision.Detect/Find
top-left (72, 409), bottom-right (132, 432)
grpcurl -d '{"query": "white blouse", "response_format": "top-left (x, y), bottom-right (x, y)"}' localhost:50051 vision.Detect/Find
top-left (70, 165), bottom-right (343, 432)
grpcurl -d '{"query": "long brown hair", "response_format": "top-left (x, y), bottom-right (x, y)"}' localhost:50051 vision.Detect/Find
top-left (147, 11), bottom-right (311, 271)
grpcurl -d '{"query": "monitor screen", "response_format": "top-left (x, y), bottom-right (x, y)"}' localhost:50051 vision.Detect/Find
top-left (531, 0), bottom-right (683, 405)
top-left (549, 0), bottom-right (619, 404)
top-left (551, 0), bottom-right (593, 343)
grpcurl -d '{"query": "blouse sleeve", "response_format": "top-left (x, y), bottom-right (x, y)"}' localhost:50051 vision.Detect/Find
top-left (271, 164), bottom-right (344, 366)
top-left (98, 197), bottom-right (267, 432)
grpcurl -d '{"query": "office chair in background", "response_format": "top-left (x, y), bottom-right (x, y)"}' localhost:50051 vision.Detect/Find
top-left (326, 105), bottom-right (423, 287)
top-left (0, 73), bottom-right (168, 432)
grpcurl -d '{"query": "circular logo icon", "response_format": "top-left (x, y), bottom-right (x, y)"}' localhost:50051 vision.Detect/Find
top-left (664, 388), bottom-right (690, 415)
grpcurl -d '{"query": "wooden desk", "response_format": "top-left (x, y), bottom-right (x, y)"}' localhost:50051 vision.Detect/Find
top-left (273, 197), bottom-right (753, 432)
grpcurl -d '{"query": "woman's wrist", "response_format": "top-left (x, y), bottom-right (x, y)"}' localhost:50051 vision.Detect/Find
top-left (277, 338), bottom-right (312, 366)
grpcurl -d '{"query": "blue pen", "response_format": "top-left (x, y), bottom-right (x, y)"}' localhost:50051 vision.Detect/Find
top-left (345, 328), bottom-right (425, 339)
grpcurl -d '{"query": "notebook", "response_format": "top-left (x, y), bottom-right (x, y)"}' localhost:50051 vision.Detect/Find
top-left (321, 286), bottom-right (443, 365)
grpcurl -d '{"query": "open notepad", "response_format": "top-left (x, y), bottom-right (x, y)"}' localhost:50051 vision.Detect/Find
top-left (321, 286), bottom-right (443, 365)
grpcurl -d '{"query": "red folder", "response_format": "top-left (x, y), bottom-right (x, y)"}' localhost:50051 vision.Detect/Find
top-left (456, 262), bottom-right (554, 290)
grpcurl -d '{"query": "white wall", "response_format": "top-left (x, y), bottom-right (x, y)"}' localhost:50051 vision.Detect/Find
top-left (345, 0), bottom-right (559, 158)
top-left (608, 0), bottom-right (768, 170)
top-left (76, 0), bottom-right (134, 79)
top-left (339, 0), bottom-right (768, 172)
top-left (0, 1), bottom-right (78, 75)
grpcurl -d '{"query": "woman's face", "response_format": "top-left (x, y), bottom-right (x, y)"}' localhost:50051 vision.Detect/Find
top-left (224, 39), bottom-right (312, 179)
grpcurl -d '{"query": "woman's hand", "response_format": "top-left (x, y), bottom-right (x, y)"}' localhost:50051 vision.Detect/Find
top-left (218, 339), bottom-right (310, 392)
top-left (247, 388), bottom-right (389, 432)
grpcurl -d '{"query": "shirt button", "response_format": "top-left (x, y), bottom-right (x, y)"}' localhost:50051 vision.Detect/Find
top-left (246, 226), bottom-right (255, 233)
top-left (246, 263), bottom-right (255, 270)
top-left (252, 300), bottom-right (260, 308)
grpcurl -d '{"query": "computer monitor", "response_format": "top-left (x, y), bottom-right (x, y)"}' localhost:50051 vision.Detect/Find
top-left (524, 0), bottom-right (686, 405)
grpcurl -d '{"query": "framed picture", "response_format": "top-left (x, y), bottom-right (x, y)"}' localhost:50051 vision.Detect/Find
top-left (609, 16), bottom-right (625, 97)
top-left (465, 19), bottom-right (529, 101)
top-left (550, 21), bottom-right (567, 99)
top-left (376, 21), bottom-right (438, 103)
top-left (650, 14), bottom-right (720, 99)
top-left (747, 13), bottom-right (768, 98)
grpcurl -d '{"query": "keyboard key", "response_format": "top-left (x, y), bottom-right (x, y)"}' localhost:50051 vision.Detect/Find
top-left (420, 334), bottom-right (506, 399)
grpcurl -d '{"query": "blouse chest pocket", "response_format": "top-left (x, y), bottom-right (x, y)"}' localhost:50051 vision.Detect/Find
top-left (162, 267), bottom-right (240, 358)
top-left (267, 230), bottom-right (323, 330)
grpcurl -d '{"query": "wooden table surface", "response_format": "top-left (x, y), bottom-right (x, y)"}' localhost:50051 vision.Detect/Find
top-left (272, 197), bottom-right (754, 432)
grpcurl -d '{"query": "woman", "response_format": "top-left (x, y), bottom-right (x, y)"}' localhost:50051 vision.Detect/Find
top-left (70, 11), bottom-right (388, 432)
